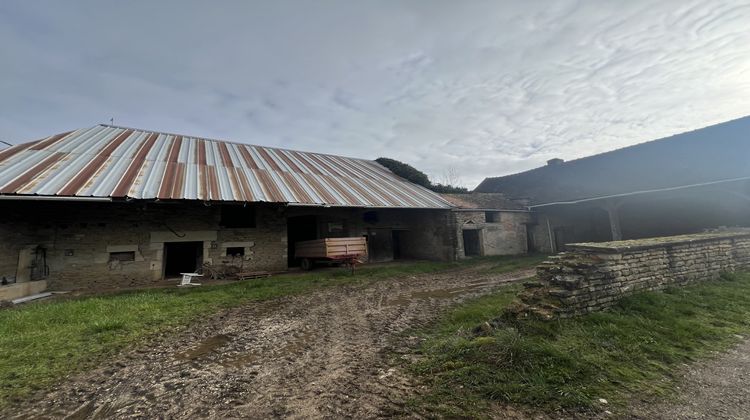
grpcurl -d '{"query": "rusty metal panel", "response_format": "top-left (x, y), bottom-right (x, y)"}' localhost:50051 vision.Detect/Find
top-left (0, 125), bottom-right (453, 208)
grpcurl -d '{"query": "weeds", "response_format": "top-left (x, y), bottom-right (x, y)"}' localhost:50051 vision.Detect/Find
top-left (411, 272), bottom-right (750, 417)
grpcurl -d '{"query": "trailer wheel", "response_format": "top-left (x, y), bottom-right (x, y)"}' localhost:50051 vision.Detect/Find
top-left (300, 258), bottom-right (313, 271)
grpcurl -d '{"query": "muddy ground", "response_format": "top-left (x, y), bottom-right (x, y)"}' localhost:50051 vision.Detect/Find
top-left (6, 264), bottom-right (534, 419)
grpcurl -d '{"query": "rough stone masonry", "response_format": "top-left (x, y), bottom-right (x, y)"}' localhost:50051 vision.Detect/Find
top-left (508, 230), bottom-right (750, 319)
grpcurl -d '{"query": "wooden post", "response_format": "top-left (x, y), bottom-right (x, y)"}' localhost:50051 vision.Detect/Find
top-left (15, 246), bottom-right (35, 283)
top-left (546, 217), bottom-right (556, 253)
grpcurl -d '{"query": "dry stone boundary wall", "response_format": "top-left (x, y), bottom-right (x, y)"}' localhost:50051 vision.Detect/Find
top-left (509, 231), bottom-right (750, 319)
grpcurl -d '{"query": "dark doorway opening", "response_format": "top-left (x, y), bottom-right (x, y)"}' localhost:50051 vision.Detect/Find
top-left (462, 229), bottom-right (481, 256)
top-left (367, 228), bottom-right (394, 262)
top-left (287, 215), bottom-right (318, 267)
top-left (164, 242), bottom-right (203, 277)
top-left (525, 224), bottom-right (536, 253)
top-left (392, 230), bottom-right (404, 259)
top-left (31, 246), bottom-right (49, 281)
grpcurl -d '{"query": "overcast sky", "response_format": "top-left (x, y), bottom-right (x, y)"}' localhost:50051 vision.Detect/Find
top-left (1, 1), bottom-right (749, 187)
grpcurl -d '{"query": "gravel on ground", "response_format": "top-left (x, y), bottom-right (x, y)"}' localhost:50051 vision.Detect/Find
top-left (623, 336), bottom-right (750, 420)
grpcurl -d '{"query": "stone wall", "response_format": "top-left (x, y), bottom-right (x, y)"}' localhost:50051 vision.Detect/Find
top-left (481, 211), bottom-right (530, 256)
top-left (526, 214), bottom-right (555, 254)
top-left (0, 201), bottom-right (287, 291)
top-left (454, 210), bottom-right (531, 259)
top-left (509, 231), bottom-right (750, 318)
top-left (399, 209), bottom-right (456, 261)
top-left (1, 201), bottom-right (459, 294)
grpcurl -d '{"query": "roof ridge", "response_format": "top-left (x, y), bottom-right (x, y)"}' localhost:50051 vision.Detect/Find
top-left (476, 114), bottom-right (750, 187)
top-left (97, 124), bottom-right (376, 164)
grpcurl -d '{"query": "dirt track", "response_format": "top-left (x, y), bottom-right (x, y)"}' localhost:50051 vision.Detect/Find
top-left (623, 337), bottom-right (750, 420)
top-left (8, 265), bottom-right (534, 419)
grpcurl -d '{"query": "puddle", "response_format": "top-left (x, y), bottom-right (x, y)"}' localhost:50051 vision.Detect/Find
top-left (175, 334), bottom-right (232, 361)
top-left (385, 281), bottom-right (499, 306)
top-left (220, 332), bottom-right (314, 368)
top-left (279, 331), bottom-right (314, 355)
top-left (221, 351), bottom-right (261, 368)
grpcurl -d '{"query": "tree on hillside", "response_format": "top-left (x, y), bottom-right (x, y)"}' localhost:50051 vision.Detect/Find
top-left (375, 157), bottom-right (431, 188)
top-left (429, 183), bottom-right (469, 194)
top-left (433, 167), bottom-right (469, 193)
top-left (375, 157), bottom-right (468, 193)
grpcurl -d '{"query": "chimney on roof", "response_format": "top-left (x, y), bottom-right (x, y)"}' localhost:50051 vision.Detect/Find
top-left (547, 158), bottom-right (564, 166)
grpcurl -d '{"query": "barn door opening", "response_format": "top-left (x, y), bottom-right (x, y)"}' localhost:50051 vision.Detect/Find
top-left (462, 229), bottom-right (481, 256)
top-left (367, 228), bottom-right (394, 262)
top-left (287, 215), bottom-right (318, 267)
top-left (164, 242), bottom-right (203, 278)
top-left (392, 230), bottom-right (404, 260)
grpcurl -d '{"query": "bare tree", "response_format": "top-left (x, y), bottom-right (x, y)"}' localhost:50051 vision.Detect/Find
top-left (438, 166), bottom-right (463, 188)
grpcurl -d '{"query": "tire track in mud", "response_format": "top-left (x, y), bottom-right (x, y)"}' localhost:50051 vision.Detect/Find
top-left (8, 265), bottom-right (535, 419)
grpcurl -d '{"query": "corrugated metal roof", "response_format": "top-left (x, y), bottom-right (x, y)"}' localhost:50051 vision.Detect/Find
top-left (0, 125), bottom-right (452, 209)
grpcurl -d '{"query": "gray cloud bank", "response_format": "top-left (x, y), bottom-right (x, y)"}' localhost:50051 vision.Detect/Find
top-left (1, 0), bottom-right (749, 187)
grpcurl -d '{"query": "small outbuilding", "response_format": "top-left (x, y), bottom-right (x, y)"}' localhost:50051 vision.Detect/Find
top-left (441, 193), bottom-right (532, 259)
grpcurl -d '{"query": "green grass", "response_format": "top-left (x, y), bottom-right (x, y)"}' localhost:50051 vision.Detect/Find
top-left (410, 272), bottom-right (750, 417)
top-left (0, 255), bottom-right (544, 408)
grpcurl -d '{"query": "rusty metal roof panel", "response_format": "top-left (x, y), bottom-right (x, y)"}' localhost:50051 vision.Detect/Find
top-left (0, 125), bottom-right (453, 208)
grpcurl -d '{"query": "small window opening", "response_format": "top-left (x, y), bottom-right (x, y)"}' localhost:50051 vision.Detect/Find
top-left (485, 211), bottom-right (501, 223)
top-left (226, 247), bottom-right (245, 257)
top-left (109, 251), bottom-right (135, 262)
top-left (327, 221), bottom-right (344, 234)
top-left (220, 206), bottom-right (257, 228)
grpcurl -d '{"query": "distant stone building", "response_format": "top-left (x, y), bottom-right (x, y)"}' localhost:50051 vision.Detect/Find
top-left (476, 116), bottom-right (750, 252)
top-left (441, 193), bottom-right (531, 258)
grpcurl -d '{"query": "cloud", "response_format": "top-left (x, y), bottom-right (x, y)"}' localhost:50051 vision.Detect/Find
top-left (1, 0), bottom-right (750, 188)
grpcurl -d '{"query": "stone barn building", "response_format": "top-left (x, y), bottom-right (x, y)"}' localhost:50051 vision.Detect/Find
top-left (476, 116), bottom-right (750, 252)
top-left (0, 125), bottom-right (530, 299)
top-left (441, 193), bottom-right (531, 259)
top-left (0, 125), bottom-right (453, 295)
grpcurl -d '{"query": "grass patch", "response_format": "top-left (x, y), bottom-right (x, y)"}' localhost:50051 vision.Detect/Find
top-left (411, 272), bottom-right (750, 417)
top-left (0, 255), bottom-right (545, 408)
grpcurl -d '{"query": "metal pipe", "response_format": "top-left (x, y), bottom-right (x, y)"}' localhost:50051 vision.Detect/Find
top-left (528, 175), bottom-right (750, 208)
top-left (452, 208), bottom-right (530, 213)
